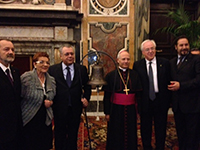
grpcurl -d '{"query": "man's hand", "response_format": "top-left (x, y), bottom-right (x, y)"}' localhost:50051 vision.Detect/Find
top-left (168, 81), bottom-right (180, 91)
top-left (44, 100), bottom-right (53, 108)
top-left (81, 98), bottom-right (88, 108)
top-left (105, 115), bottom-right (110, 122)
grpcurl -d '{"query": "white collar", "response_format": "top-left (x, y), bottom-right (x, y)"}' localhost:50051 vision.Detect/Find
top-left (145, 57), bottom-right (156, 65)
top-left (0, 63), bottom-right (11, 73)
top-left (118, 66), bottom-right (127, 72)
top-left (62, 62), bottom-right (74, 71)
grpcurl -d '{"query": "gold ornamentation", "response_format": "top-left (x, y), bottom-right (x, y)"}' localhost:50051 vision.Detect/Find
top-left (117, 68), bottom-right (130, 95)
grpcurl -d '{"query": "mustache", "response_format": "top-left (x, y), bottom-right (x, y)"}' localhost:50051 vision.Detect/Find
top-left (181, 48), bottom-right (189, 51)
top-left (7, 54), bottom-right (14, 58)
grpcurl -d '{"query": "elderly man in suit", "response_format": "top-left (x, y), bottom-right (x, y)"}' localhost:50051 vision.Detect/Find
top-left (0, 39), bottom-right (22, 150)
top-left (48, 44), bottom-right (91, 150)
top-left (133, 39), bottom-right (171, 150)
top-left (168, 35), bottom-right (200, 150)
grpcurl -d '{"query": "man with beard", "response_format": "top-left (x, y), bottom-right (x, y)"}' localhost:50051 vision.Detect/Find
top-left (168, 35), bottom-right (200, 150)
top-left (0, 39), bottom-right (22, 149)
top-left (103, 50), bottom-right (142, 150)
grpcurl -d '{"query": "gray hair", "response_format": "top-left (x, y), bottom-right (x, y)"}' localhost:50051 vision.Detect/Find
top-left (117, 50), bottom-right (129, 58)
top-left (59, 43), bottom-right (75, 55)
top-left (141, 39), bottom-right (156, 51)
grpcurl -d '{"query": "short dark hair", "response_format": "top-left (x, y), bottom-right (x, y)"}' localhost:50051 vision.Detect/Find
top-left (174, 35), bottom-right (189, 46)
top-left (33, 52), bottom-right (49, 63)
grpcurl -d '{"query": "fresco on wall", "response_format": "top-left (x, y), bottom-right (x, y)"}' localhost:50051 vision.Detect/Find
top-left (89, 22), bottom-right (128, 75)
top-left (134, 0), bottom-right (150, 60)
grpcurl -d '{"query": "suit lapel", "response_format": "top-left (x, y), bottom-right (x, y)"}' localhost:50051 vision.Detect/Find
top-left (142, 59), bottom-right (148, 77)
top-left (0, 67), bottom-right (14, 87)
top-left (57, 63), bottom-right (69, 87)
top-left (71, 63), bottom-right (79, 86)
top-left (59, 63), bottom-right (66, 82)
top-left (10, 67), bottom-right (17, 87)
top-left (178, 54), bottom-right (190, 70)
top-left (156, 58), bottom-right (163, 86)
top-left (156, 58), bottom-right (162, 78)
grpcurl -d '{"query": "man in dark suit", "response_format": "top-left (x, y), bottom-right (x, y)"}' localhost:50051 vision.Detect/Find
top-left (48, 44), bottom-right (91, 150)
top-left (0, 39), bottom-right (22, 150)
top-left (168, 35), bottom-right (200, 150)
top-left (133, 39), bottom-right (171, 150)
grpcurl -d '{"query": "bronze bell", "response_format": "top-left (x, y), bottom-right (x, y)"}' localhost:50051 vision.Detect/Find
top-left (88, 64), bottom-right (107, 86)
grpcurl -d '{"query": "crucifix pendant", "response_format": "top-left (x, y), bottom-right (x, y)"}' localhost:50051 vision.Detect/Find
top-left (123, 85), bottom-right (130, 95)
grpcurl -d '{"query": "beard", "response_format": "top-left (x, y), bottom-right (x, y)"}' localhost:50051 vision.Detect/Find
top-left (180, 49), bottom-right (189, 56)
top-left (5, 55), bottom-right (15, 63)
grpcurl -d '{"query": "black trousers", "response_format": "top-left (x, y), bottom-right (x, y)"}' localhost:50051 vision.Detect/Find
top-left (140, 96), bottom-right (168, 150)
top-left (54, 107), bottom-right (81, 150)
top-left (174, 108), bottom-right (200, 150)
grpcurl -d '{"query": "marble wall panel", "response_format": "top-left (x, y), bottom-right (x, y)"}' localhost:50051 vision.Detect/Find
top-left (0, 26), bottom-right (54, 38)
top-left (55, 26), bottom-right (68, 40)
top-left (89, 22), bottom-right (128, 75)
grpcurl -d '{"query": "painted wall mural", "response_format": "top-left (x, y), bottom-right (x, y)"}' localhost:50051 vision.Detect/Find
top-left (134, 0), bottom-right (150, 60)
top-left (84, 0), bottom-right (131, 75)
top-left (88, 22), bottom-right (128, 74)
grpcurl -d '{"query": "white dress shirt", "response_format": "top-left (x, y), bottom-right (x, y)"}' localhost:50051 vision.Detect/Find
top-left (0, 63), bottom-right (13, 80)
top-left (62, 62), bottom-right (74, 81)
top-left (145, 57), bottom-right (159, 93)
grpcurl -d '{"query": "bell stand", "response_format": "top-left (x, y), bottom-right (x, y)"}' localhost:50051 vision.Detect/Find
top-left (96, 85), bottom-right (100, 121)
top-left (80, 50), bottom-right (118, 149)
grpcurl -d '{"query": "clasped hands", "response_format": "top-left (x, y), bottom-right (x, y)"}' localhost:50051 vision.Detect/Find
top-left (44, 100), bottom-right (53, 108)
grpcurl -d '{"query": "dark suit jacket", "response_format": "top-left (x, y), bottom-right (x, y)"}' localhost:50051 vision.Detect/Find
top-left (133, 57), bottom-right (171, 113)
top-left (0, 67), bottom-right (22, 143)
top-left (48, 63), bottom-right (91, 119)
top-left (170, 53), bottom-right (200, 113)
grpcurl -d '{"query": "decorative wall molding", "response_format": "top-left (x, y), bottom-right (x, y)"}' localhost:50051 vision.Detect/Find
top-left (89, 0), bottom-right (128, 16)
top-left (0, 8), bottom-right (83, 27)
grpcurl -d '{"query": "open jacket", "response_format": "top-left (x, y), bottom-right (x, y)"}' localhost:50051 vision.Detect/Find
top-left (21, 69), bottom-right (56, 126)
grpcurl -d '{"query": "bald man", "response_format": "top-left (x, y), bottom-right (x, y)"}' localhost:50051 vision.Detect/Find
top-left (0, 39), bottom-right (22, 150)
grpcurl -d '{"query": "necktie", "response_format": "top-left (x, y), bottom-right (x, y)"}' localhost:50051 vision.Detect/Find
top-left (177, 56), bottom-right (183, 69)
top-left (149, 62), bottom-right (156, 100)
top-left (66, 66), bottom-right (72, 106)
top-left (66, 66), bottom-right (72, 87)
top-left (6, 69), bottom-right (14, 86)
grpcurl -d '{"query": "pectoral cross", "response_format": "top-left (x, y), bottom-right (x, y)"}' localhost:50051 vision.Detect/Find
top-left (123, 85), bottom-right (130, 95)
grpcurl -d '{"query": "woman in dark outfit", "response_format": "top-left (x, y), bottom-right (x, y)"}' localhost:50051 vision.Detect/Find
top-left (21, 52), bottom-right (56, 150)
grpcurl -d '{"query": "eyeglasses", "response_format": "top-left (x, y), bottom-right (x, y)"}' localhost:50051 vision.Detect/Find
top-left (144, 47), bottom-right (155, 52)
top-left (35, 60), bottom-right (50, 65)
top-left (64, 52), bottom-right (74, 56)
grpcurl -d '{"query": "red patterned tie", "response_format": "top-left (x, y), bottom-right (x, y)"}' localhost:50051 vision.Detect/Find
top-left (6, 69), bottom-right (14, 86)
